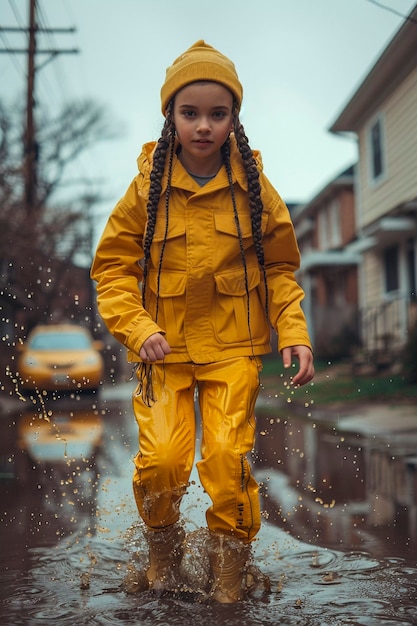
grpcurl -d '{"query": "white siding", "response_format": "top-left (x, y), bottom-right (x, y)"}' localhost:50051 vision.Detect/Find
top-left (358, 65), bottom-right (417, 227)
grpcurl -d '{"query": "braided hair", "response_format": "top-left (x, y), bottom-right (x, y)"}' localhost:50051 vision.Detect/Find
top-left (141, 97), bottom-right (269, 322)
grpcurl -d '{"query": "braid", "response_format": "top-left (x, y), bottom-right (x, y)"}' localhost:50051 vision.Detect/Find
top-left (137, 102), bottom-right (175, 407)
top-left (142, 101), bottom-right (175, 311)
top-left (222, 139), bottom-right (253, 348)
top-left (232, 105), bottom-right (269, 320)
top-left (154, 136), bottom-right (175, 322)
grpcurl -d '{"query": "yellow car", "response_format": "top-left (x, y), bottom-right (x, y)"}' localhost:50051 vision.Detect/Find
top-left (17, 324), bottom-right (104, 394)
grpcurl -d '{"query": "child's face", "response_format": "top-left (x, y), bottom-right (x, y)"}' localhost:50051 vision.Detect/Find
top-left (173, 81), bottom-right (233, 173)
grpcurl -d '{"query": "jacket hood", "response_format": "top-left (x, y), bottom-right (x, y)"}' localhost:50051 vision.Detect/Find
top-left (136, 135), bottom-right (263, 188)
top-left (136, 141), bottom-right (155, 185)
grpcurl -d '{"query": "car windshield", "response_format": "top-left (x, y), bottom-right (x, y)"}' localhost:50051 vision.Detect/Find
top-left (29, 332), bottom-right (91, 351)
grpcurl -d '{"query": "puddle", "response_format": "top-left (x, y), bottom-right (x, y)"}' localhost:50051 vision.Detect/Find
top-left (0, 388), bottom-right (416, 625)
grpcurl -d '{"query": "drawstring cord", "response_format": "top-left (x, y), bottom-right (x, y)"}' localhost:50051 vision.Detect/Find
top-left (133, 362), bottom-right (156, 407)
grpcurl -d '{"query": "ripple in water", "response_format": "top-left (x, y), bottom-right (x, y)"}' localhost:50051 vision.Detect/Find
top-left (1, 523), bottom-right (417, 626)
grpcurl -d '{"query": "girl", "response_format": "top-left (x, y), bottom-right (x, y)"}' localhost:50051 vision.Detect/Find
top-left (91, 40), bottom-right (314, 603)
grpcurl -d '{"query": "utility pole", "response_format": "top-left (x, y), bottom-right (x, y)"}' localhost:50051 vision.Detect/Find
top-left (0, 0), bottom-right (79, 213)
top-left (25, 0), bottom-right (37, 212)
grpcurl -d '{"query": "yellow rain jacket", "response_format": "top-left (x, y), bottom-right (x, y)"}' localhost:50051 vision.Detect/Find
top-left (91, 137), bottom-right (311, 363)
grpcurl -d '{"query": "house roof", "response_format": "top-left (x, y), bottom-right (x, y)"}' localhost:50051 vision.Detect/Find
top-left (329, 5), bottom-right (417, 132)
top-left (292, 165), bottom-right (355, 222)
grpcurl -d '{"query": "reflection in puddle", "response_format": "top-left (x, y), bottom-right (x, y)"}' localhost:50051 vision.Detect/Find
top-left (254, 399), bottom-right (417, 564)
top-left (0, 390), bottom-right (416, 625)
top-left (17, 409), bottom-right (103, 463)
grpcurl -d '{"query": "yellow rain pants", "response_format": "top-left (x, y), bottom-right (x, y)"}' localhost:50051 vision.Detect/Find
top-left (132, 356), bottom-right (262, 544)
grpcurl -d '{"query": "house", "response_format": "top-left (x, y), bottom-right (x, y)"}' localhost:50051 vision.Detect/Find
top-left (329, 4), bottom-right (417, 362)
top-left (292, 166), bottom-right (360, 358)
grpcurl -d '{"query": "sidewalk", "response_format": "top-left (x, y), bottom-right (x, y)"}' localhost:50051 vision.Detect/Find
top-left (335, 403), bottom-right (416, 436)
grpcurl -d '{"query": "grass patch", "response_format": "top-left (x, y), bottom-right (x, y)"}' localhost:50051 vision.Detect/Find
top-left (301, 376), bottom-right (417, 405)
top-left (260, 358), bottom-right (417, 405)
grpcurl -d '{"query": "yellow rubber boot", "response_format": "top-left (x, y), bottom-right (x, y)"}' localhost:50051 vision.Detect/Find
top-left (209, 534), bottom-right (250, 603)
top-left (145, 523), bottom-right (185, 592)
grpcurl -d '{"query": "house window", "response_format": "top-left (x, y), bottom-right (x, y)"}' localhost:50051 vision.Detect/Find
top-left (318, 211), bottom-right (327, 250)
top-left (329, 199), bottom-right (341, 248)
top-left (317, 199), bottom-right (341, 250)
top-left (383, 244), bottom-right (399, 293)
top-left (368, 115), bottom-right (386, 183)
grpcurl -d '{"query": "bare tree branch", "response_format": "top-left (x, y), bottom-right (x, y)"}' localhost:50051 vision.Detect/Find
top-left (0, 98), bottom-right (118, 335)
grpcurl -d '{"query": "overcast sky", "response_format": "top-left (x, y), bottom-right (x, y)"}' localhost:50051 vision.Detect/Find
top-left (1, 0), bottom-right (416, 241)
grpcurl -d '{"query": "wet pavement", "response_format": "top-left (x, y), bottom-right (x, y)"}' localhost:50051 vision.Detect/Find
top-left (0, 378), bottom-right (416, 625)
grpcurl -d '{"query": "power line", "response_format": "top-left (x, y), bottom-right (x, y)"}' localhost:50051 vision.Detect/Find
top-left (8, 0), bottom-right (25, 29)
top-left (0, 0), bottom-right (26, 76)
top-left (36, 0), bottom-right (74, 105)
top-left (365, 0), bottom-right (417, 25)
top-left (0, 26), bottom-right (24, 76)
top-left (0, 0), bottom-right (79, 212)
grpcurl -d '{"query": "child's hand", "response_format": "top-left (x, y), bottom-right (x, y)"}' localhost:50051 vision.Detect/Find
top-left (139, 333), bottom-right (171, 362)
top-left (281, 345), bottom-right (314, 387)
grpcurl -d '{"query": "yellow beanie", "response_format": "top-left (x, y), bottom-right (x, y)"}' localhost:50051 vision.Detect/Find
top-left (160, 40), bottom-right (243, 113)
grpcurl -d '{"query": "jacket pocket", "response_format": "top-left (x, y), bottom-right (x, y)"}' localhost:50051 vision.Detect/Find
top-left (148, 217), bottom-right (187, 271)
top-left (152, 220), bottom-right (186, 242)
top-left (214, 212), bottom-right (253, 239)
top-left (147, 270), bottom-right (187, 348)
top-left (148, 269), bottom-right (186, 297)
top-left (213, 212), bottom-right (261, 267)
top-left (214, 265), bottom-right (267, 344)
